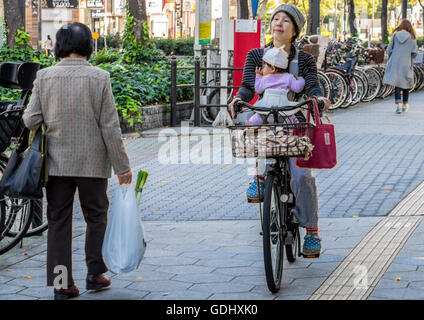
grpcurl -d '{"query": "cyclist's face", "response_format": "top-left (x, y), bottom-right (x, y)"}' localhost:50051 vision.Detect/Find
top-left (271, 12), bottom-right (295, 44)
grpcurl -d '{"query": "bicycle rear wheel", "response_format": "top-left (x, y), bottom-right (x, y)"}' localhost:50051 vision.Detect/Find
top-left (262, 173), bottom-right (284, 293)
top-left (362, 67), bottom-right (382, 102)
top-left (317, 71), bottom-right (331, 99)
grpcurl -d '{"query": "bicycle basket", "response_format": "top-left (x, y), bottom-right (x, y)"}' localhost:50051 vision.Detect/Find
top-left (0, 102), bottom-right (25, 153)
top-left (229, 122), bottom-right (314, 159)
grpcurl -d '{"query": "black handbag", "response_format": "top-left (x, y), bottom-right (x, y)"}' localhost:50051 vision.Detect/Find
top-left (0, 124), bottom-right (47, 200)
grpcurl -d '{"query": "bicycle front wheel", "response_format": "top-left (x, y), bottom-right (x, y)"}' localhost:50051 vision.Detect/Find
top-left (0, 156), bottom-right (33, 255)
top-left (262, 174), bottom-right (284, 293)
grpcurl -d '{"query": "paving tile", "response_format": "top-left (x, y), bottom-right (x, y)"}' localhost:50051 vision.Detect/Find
top-left (275, 294), bottom-right (310, 300)
top-left (172, 273), bottom-right (234, 284)
top-left (369, 287), bottom-right (424, 300)
top-left (18, 286), bottom-right (53, 299)
top-left (179, 251), bottom-right (235, 260)
top-left (143, 290), bottom-right (212, 300)
top-left (0, 275), bottom-right (14, 284)
top-left (141, 256), bottom-right (198, 266)
top-left (76, 288), bottom-right (149, 300)
top-left (127, 280), bottom-right (192, 292)
top-left (156, 265), bottom-right (214, 275)
top-left (374, 278), bottom-right (410, 289)
top-left (195, 259), bottom-right (253, 268)
top-left (114, 270), bottom-right (174, 282)
top-left (382, 271), bottom-right (424, 282)
top-left (6, 276), bottom-right (47, 288)
top-left (0, 284), bottom-right (26, 295)
top-left (190, 283), bottom-right (254, 294)
top-left (0, 294), bottom-right (37, 300)
top-left (0, 268), bottom-right (45, 279)
top-left (212, 267), bottom-right (265, 277)
top-left (208, 292), bottom-right (274, 300)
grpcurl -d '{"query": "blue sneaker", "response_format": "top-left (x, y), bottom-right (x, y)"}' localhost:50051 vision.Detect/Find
top-left (302, 234), bottom-right (322, 258)
top-left (246, 178), bottom-right (264, 202)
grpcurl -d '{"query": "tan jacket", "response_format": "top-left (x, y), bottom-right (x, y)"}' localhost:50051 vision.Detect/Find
top-left (23, 58), bottom-right (130, 178)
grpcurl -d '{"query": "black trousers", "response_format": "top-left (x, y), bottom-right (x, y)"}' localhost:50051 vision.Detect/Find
top-left (46, 176), bottom-right (109, 287)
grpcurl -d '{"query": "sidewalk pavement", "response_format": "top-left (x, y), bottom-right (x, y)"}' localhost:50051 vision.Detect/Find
top-left (1, 92), bottom-right (424, 300)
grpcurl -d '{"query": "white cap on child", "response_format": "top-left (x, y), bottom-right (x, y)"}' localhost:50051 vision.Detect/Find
top-left (262, 45), bottom-right (289, 70)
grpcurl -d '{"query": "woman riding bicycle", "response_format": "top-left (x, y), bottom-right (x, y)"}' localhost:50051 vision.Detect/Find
top-left (228, 4), bottom-right (331, 257)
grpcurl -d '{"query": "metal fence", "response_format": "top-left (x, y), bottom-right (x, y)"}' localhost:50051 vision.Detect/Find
top-left (170, 56), bottom-right (243, 127)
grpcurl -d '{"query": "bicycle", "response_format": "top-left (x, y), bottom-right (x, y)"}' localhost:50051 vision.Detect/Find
top-left (229, 97), bottom-right (322, 293)
top-left (0, 61), bottom-right (48, 255)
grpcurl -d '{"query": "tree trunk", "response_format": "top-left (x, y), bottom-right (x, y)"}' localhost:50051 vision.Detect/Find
top-left (381, 0), bottom-right (388, 43)
top-left (3, 0), bottom-right (25, 48)
top-left (238, 0), bottom-right (249, 19)
top-left (347, 0), bottom-right (357, 37)
top-left (307, 0), bottom-right (313, 34)
top-left (128, 0), bottom-right (147, 44)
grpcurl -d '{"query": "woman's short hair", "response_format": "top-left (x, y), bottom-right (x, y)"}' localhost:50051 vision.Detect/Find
top-left (54, 23), bottom-right (93, 59)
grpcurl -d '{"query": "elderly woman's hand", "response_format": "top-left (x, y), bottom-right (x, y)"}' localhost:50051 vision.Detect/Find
top-left (117, 170), bottom-right (133, 186)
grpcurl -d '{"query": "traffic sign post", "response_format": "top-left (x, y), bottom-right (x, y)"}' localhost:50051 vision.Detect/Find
top-left (93, 32), bottom-right (99, 53)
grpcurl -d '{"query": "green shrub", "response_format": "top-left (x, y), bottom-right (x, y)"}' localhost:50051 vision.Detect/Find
top-left (153, 37), bottom-right (194, 56)
top-left (96, 33), bottom-right (121, 50)
top-left (0, 15), bottom-right (194, 128)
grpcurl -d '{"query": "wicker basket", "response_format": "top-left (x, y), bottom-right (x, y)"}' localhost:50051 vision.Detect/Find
top-left (228, 123), bottom-right (314, 159)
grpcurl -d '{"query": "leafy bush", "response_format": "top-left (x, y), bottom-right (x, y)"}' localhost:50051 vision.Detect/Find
top-left (96, 33), bottom-right (121, 50)
top-left (153, 37), bottom-right (194, 56)
top-left (0, 15), bottom-right (194, 128)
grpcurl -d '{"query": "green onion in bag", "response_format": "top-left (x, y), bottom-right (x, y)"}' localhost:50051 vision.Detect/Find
top-left (135, 169), bottom-right (148, 207)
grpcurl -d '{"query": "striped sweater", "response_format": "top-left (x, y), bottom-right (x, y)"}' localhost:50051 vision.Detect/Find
top-left (236, 45), bottom-right (323, 102)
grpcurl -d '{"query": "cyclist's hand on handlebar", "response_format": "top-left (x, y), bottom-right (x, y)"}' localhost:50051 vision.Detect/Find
top-left (317, 97), bottom-right (331, 112)
top-left (228, 97), bottom-right (241, 119)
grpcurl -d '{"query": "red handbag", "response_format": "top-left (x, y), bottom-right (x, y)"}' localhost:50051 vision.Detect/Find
top-left (295, 100), bottom-right (337, 169)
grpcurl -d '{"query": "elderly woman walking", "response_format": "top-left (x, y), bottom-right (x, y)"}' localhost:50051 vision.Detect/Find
top-left (23, 22), bottom-right (132, 300)
top-left (383, 19), bottom-right (418, 114)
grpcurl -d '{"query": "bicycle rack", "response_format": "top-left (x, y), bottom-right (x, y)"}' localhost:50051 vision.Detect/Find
top-left (170, 56), bottom-right (243, 127)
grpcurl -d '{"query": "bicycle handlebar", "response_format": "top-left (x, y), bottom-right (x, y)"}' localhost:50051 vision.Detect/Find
top-left (234, 97), bottom-right (324, 114)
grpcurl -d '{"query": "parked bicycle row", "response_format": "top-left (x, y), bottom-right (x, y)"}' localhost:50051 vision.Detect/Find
top-left (301, 36), bottom-right (424, 110)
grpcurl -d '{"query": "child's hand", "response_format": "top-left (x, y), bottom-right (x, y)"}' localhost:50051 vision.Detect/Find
top-left (255, 67), bottom-right (263, 76)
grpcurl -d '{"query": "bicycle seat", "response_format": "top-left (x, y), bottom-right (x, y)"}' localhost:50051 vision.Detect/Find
top-left (255, 89), bottom-right (299, 116)
top-left (0, 62), bottom-right (40, 90)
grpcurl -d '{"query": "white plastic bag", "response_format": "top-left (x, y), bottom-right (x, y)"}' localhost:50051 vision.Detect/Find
top-left (102, 185), bottom-right (147, 274)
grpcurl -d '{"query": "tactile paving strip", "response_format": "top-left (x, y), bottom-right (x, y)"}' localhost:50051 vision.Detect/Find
top-left (309, 181), bottom-right (424, 300)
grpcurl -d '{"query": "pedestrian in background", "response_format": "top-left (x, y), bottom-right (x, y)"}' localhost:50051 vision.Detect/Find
top-left (23, 22), bottom-right (133, 300)
top-left (43, 35), bottom-right (54, 56)
top-left (383, 19), bottom-right (418, 114)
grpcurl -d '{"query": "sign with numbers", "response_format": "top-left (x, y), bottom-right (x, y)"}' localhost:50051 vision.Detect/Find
top-left (47, 0), bottom-right (78, 8)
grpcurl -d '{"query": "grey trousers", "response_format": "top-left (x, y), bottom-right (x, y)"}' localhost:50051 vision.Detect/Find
top-left (288, 159), bottom-right (319, 229)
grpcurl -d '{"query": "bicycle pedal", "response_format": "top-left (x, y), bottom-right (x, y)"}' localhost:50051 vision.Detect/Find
top-left (300, 252), bottom-right (321, 259)
top-left (247, 198), bottom-right (263, 203)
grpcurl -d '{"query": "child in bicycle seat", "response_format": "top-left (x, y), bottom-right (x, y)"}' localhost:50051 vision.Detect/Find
top-left (245, 45), bottom-right (305, 125)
